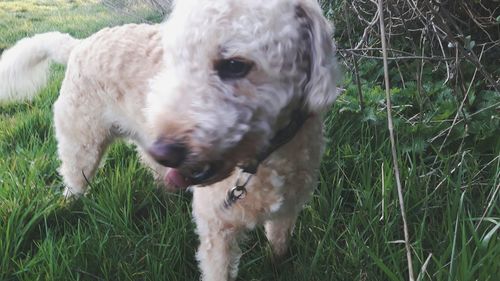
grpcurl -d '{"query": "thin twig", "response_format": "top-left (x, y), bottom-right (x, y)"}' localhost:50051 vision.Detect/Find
top-left (354, 7), bottom-right (380, 49)
top-left (377, 0), bottom-right (415, 280)
top-left (344, 4), bottom-right (365, 110)
top-left (417, 253), bottom-right (433, 281)
top-left (340, 49), bottom-right (461, 61)
top-left (380, 162), bottom-right (385, 221)
top-left (437, 43), bottom-right (485, 152)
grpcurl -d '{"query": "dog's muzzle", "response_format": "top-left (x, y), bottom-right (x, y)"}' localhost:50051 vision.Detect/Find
top-left (149, 106), bottom-right (311, 191)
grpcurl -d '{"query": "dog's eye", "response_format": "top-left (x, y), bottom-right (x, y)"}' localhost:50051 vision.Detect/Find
top-left (215, 58), bottom-right (253, 80)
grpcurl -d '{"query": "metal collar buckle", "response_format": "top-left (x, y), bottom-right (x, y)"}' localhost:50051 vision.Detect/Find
top-left (223, 169), bottom-right (253, 208)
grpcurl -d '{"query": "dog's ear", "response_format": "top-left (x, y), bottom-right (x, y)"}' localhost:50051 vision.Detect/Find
top-left (296, 1), bottom-right (339, 113)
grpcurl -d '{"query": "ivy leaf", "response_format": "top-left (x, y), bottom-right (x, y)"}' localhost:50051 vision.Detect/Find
top-left (361, 107), bottom-right (377, 122)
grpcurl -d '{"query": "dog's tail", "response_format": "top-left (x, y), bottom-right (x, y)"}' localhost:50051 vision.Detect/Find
top-left (0, 32), bottom-right (81, 101)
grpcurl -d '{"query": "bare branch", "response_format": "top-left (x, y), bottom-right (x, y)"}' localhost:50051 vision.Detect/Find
top-left (377, 0), bottom-right (415, 280)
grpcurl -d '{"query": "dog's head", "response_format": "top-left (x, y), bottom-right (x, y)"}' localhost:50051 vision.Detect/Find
top-left (145, 0), bottom-right (339, 188)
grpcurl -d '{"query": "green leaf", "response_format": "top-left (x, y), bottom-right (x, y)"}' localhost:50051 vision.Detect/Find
top-left (481, 222), bottom-right (500, 250)
top-left (361, 107), bottom-right (377, 122)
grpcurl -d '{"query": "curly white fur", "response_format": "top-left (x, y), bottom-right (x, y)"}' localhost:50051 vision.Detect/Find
top-left (0, 0), bottom-right (338, 280)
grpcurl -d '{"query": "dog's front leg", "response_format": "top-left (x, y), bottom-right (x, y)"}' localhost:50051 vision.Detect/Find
top-left (195, 226), bottom-right (241, 281)
top-left (53, 84), bottom-right (113, 197)
top-left (265, 214), bottom-right (298, 258)
top-left (193, 194), bottom-right (242, 281)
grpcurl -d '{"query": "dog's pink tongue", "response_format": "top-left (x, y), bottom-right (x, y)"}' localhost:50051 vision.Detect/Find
top-left (165, 169), bottom-right (191, 189)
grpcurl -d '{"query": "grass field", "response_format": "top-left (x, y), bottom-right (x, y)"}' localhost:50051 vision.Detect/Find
top-left (0, 1), bottom-right (498, 280)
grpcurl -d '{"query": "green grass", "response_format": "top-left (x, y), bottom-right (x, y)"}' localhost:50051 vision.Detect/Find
top-left (0, 1), bottom-right (499, 280)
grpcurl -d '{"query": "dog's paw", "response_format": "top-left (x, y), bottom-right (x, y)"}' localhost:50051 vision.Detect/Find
top-left (62, 187), bottom-right (84, 199)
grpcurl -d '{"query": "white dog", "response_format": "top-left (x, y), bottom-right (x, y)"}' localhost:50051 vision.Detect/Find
top-left (0, 0), bottom-right (338, 280)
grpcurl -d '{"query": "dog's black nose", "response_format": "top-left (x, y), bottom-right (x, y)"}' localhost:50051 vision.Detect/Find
top-left (148, 140), bottom-right (187, 168)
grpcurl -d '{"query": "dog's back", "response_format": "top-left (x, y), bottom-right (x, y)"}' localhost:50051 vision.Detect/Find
top-left (0, 24), bottom-right (164, 104)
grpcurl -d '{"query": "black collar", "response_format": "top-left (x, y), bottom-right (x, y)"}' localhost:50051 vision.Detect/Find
top-left (238, 107), bottom-right (311, 174)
